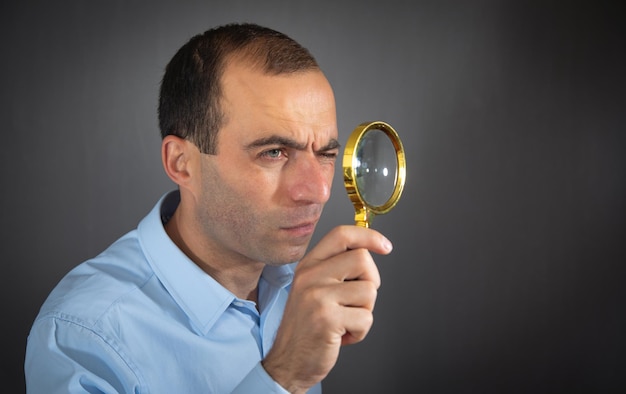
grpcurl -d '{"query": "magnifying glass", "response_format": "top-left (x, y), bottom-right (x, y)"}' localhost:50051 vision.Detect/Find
top-left (343, 121), bottom-right (406, 228)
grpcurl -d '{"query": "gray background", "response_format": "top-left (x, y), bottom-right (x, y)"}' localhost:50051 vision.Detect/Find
top-left (2, 1), bottom-right (625, 393)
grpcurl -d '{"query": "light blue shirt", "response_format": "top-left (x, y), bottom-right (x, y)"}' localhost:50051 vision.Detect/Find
top-left (25, 191), bottom-right (321, 393)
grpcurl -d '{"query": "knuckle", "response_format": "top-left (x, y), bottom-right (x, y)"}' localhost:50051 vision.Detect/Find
top-left (363, 310), bottom-right (374, 326)
top-left (332, 225), bottom-right (352, 239)
top-left (363, 282), bottom-right (379, 306)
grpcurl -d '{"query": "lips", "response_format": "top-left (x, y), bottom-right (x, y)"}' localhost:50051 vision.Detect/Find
top-left (278, 205), bottom-right (323, 237)
top-left (280, 219), bottom-right (318, 238)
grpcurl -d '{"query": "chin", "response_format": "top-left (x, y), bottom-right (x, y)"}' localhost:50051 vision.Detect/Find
top-left (265, 247), bottom-right (308, 266)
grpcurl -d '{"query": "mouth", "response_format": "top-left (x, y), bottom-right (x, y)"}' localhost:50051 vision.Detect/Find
top-left (280, 220), bottom-right (318, 238)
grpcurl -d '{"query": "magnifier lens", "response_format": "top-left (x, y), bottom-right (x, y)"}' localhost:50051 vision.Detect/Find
top-left (344, 120), bottom-right (405, 227)
top-left (355, 129), bottom-right (398, 207)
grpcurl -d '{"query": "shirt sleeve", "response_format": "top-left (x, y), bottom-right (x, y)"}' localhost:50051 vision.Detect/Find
top-left (232, 362), bottom-right (323, 394)
top-left (231, 362), bottom-right (290, 394)
top-left (25, 315), bottom-right (142, 394)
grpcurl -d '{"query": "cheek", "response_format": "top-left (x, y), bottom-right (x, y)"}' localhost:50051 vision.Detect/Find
top-left (244, 167), bottom-right (285, 200)
top-left (208, 166), bottom-right (280, 216)
top-left (323, 163), bottom-right (336, 190)
top-left (198, 174), bottom-right (255, 238)
top-left (326, 163), bottom-right (336, 182)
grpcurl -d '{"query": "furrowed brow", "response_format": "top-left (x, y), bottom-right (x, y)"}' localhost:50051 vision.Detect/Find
top-left (245, 135), bottom-right (341, 152)
top-left (317, 138), bottom-right (341, 152)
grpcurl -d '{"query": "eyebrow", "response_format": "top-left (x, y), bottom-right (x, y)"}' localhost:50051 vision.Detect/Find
top-left (245, 135), bottom-right (341, 152)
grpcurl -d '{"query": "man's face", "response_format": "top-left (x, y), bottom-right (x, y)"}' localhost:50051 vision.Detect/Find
top-left (192, 62), bottom-right (338, 267)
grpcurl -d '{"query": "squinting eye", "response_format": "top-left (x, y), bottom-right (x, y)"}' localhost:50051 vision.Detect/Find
top-left (318, 151), bottom-right (338, 162)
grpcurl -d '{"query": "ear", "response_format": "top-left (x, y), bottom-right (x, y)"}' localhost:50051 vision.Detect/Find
top-left (161, 135), bottom-right (197, 187)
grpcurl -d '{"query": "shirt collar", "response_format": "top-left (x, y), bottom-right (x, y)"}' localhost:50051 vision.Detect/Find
top-left (137, 191), bottom-right (294, 334)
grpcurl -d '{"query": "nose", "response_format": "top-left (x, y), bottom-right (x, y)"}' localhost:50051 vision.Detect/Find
top-left (285, 153), bottom-right (332, 204)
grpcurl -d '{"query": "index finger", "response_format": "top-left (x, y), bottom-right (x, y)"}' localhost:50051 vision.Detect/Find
top-left (306, 225), bottom-right (393, 263)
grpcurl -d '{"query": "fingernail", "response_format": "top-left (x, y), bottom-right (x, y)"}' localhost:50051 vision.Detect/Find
top-left (383, 237), bottom-right (393, 252)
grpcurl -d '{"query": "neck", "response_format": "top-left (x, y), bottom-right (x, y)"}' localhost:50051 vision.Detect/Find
top-left (164, 204), bottom-right (263, 302)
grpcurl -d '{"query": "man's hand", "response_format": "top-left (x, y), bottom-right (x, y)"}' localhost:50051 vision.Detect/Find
top-left (262, 225), bottom-right (393, 393)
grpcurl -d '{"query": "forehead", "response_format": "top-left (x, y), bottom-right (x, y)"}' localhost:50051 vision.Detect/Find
top-left (218, 61), bottom-right (338, 145)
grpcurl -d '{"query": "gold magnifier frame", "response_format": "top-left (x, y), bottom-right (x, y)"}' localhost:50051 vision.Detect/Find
top-left (343, 121), bottom-right (406, 228)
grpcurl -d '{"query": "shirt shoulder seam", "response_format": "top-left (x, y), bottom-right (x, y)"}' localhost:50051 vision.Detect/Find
top-left (37, 302), bottom-right (150, 390)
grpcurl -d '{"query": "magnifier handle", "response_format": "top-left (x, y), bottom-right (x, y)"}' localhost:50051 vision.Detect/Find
top-left (354, 208), bottom-right (373, 228)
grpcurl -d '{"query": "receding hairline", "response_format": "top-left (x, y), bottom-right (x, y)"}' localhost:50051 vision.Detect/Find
top-left (221, 51), bottom-right (324, 82)
top-left (221, 37), bottom-right (321, 75)
top-left (212, 43), bottom-right (327, 133)
top-left (216, 55), bottom-right (332, 136)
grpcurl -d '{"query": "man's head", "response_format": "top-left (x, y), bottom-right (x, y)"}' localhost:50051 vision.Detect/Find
top-left (158, 23), bottom-right (320, 155)
top-left (160, 24), bottom-right (338, 268)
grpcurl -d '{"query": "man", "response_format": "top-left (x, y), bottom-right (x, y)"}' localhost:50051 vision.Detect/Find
top-left (25, 23), bottom-right (392, 393)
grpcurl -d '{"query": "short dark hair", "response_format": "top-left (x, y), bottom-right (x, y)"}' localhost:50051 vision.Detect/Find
top-left (158, 23), bottom-right (320, 154)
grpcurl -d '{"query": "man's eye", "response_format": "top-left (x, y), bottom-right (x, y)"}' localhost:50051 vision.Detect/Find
top-left (319, 151), bottom-right (338, 161)
top-left (261, 149), bottom-right (284, 159)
